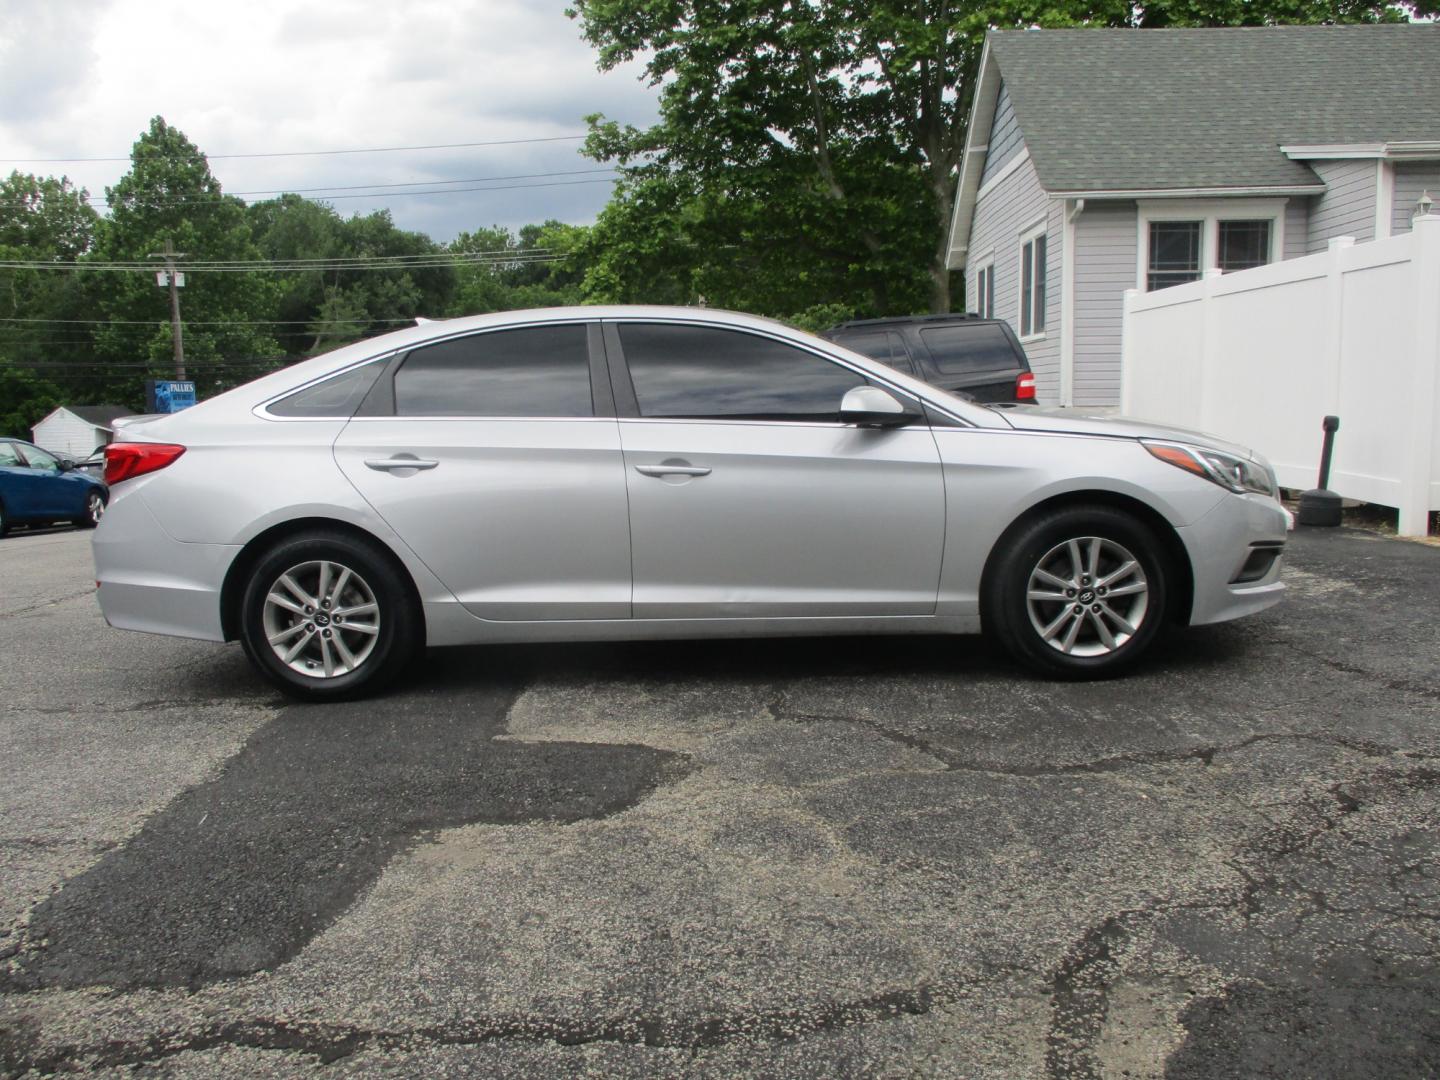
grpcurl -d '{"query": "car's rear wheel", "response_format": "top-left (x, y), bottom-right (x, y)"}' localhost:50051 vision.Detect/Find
top-left (75, 491), bottom-right (106, 529)
top-left (239, 530), bottom-right (420, 701)
top-left (0, 499), bottom-right (9, 538)
top-left (984, 505), bottom-right (1169, 678)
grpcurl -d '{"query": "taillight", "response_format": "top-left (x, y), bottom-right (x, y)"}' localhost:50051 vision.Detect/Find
top-left (1015, 373), bottom-right (1036, 401)
top-left (104, 443), bottom-right (186, 485)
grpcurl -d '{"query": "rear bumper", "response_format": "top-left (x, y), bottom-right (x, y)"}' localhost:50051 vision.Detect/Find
top-left (92, 490), bottom-right (237, 642)
top-left (1178, 493), bottom-right (1290, 626)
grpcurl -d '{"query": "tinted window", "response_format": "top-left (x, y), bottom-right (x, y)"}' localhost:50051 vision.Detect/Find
top-left (621, 324), bottom-right (864, 422)
top-left (394, 324), bottom-right (592, 417)
top-left (270, 361), bottom-right (385, 418)
top-left (834, 331), bottom-right (915, 377)
top-left (919, 324), bottom-right (1021, 375)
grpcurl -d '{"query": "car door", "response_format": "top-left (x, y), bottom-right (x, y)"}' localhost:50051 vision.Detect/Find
top-left (607, 320), bottom-right (945, 619)
top-left (0, 441), bottom-right (39, 518)
top-left (13, 443), bottom-right (75, 518)
top-left (333, 321), bottom-right (632, 621)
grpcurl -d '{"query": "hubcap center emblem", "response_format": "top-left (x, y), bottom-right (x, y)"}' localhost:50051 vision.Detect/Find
top-left (314, 613), bottom-right (330, 627)
top-left (1079, 590), bottom-right (1095, 604)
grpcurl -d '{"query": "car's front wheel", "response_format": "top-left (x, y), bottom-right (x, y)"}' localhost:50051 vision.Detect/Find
top-left (239, 530), bottom-right (421, 701)
top-left (984, 505), bottom-right (1169, 678)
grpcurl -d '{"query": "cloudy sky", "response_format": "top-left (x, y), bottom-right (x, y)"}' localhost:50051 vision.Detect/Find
top-left (0, 0), bottom-right (660, 242)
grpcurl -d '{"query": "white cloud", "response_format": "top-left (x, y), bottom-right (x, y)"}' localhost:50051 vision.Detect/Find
top-left (0, 0), bottom-right (658, 240)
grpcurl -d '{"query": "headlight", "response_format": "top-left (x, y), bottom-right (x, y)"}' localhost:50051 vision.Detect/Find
top-left (1142, 440), bottom-right (1277, 497)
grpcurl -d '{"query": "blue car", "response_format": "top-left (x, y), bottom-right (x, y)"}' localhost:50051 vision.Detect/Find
top-left (0, 438), bottom-right (108, 537)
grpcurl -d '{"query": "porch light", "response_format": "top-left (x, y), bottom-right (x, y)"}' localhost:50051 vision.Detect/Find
top-left (1416, 190), bottom-right (1434, 219)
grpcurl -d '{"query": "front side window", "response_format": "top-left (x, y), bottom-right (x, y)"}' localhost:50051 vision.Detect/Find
top-left (1147, 221), bottom-right (1203, 291)
top-left (20, 444), bottom-right (59, 472)
top-left (394, 324), bottom-right (593, 417)
top-left (0, 443), bottom-right (21, 467)
top-left (1218, 219), bottom-right (1271, 273)
top-left (619, 324), bottom-right (865, 422)
top-left (1019, 232), bottom-right (1047, 336)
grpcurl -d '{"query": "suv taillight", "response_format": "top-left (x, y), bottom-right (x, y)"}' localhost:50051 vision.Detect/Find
top-left (104, 443), bottom-right (186, 485)
top-left (1015, 373), bottom-right (1036, 402)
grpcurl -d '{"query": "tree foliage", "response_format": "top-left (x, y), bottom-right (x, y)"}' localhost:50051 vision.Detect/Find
top-left (569, 0), bottom-right (1430, 317)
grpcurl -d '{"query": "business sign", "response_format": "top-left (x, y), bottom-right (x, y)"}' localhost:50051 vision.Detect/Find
top-left (146, 379), bottom-right (197, 413)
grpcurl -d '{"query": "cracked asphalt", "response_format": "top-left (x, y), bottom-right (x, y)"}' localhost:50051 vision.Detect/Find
top-left (1, 524), bottom-right (1437, 1078)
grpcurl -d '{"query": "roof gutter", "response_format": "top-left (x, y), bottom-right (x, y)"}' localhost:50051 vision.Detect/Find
top-left (1051, 184), bottom-right (1327, 200)
top-left (1282, 141), bottom-right (1440, 162)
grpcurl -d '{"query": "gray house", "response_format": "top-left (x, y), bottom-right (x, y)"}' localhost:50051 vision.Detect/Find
top-left (945, 25), bottom-right (1440, 406)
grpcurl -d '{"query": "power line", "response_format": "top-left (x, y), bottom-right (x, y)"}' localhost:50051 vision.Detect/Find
top-left (0, 134), bottom-right (591, 164)
top-left (0, 253), bottom-right (570, 273)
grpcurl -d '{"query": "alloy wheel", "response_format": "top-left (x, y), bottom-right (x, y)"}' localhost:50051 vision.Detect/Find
top-left (261, 559), bottom-right (381, 678)
top-left (87, 493), bottom-right (105, 525)
top-left (1025, 536), bottom-right (1150, 657)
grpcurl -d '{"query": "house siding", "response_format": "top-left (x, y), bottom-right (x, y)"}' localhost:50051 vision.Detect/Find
top-left (1071, 201), bottom-right (1138, 407)
top-left (1307, 159), bottom-right (1377, 251)
top-left (1284, 199), bottom-right (1309, 259)
top-left (980, 83), bottom-right (1024, 185)
top-left (1393, 162), bottom-right (1440, 235)
top-left (32, 411), bottom-right (105, 458)
top-left (968, 151), bottom-right (1062, 401)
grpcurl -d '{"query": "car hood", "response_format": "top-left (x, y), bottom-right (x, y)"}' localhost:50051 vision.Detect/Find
top-left (998, 407), bottom-right (1260, 461)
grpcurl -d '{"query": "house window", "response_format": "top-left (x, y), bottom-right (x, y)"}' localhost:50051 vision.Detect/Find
top-left (1147, 221), bottom-right (1203, 291)
top-left (1218, 219), bottom-right (1271, 273)
top-left (972, 260), bottom-right (995, 319)
top-left (1019, 228), bottom-right (1046, 338)
top-left (1138, 200), bottom-right (1286, 291)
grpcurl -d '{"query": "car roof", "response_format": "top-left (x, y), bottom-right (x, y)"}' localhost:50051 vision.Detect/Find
top-left (827, 314), bottom-right (1001, 331)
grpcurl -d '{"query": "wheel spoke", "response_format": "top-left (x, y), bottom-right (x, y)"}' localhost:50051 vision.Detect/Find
top-left (1067, 540), bottom-right (1085, 583)
top-left (1028, 589), bottom-right (1069, 602)
top-left (1104, 581), bottom-right (1146, 598)
top-left (279, 573), bottom-right (316, 609)
top-left (330, 567), bottom-right (352, 604)
top-left (1040, 607), bottom-right (1074, 640)
top-left (320, 636), bottom-right (336, 677)
top-left (344, 622), bottom-right (380, 636)
top-left (1086, 537), bottom-right (1102, 579)
top-left (333, 601), bottom-right (377, 618)
top-left (316, 562), bottom-right (332, 606)
top-left (1098, 560), bottom-right (1137, 589)
top-left (267, 623), bottom-right (306, 646)
top-left (281, 632), bottom-right (311, 663)
top-left (1089, 610), bottom-right (1117, 650)
top-left (267, 591), bottom-right (307, 617)
top-left (1033, 567), bottom-right (1072, 590)
top-left (1060, 611), bottom-right (1084, 653)
top-left (332, 633), bottom-right (359, 671)
top-left (1099, 602), bottom-right (1136, 636)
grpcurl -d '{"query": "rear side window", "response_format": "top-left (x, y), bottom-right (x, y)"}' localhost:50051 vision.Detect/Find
top-left (619, 323), bottom-right (864, 422)
top-left (270, 361), bottom-right (385, 418)
top-left (834, 331), bottom-right (916, 377)
top-left (919, 324), bottom-right (1022, 375)
top-left (394, 324), bottom-right (592, 417)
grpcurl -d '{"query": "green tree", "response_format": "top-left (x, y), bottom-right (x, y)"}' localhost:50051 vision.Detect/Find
top-left (91, 117), bottom-right (283, 401)
top-left (0, 172), bottom-right (100, 420)
top-left (570, 0), bottom-right (1430, 316)
top-left (447, 220), bottom-right (590, 316)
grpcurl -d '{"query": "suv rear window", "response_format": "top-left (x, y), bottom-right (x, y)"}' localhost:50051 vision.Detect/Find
top-left (919, 324), bottom-right (1020, 375)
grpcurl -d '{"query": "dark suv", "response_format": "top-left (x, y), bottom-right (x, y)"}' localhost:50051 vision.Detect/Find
top-left (821, 314), bottom-right (1035, 404)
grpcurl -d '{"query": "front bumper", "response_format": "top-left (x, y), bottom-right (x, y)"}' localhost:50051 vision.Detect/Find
top-left (92, 489), bottom-right (238, 642)
top-left (1178, 492), bottom-right (1290, 626)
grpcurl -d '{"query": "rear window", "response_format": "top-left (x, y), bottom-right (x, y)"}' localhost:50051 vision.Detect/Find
top-left (919, 324), bottom-right (1022, 375)
top-left (832, 331), bottom-right (915, 377)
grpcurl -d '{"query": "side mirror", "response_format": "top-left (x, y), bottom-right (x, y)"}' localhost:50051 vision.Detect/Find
top-left (839, 386), bottom-right (917, 428)
top-left (58, 457), bottom-right (75, 472)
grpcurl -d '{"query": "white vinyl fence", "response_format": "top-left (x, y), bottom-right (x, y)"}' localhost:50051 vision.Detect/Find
top-left (1121, 214), bottom-right (1440, 535)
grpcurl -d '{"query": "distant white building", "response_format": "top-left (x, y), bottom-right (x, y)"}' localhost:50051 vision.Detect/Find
top-left (31, 405), bottom-right (133, 458)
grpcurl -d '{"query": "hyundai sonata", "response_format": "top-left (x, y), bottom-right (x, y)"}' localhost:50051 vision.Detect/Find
top-left (93, 306), bottom-right (1287, 699)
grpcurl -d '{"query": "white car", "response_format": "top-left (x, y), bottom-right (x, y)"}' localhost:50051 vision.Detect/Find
top-left (93, 306), bottom-right (1287, 699)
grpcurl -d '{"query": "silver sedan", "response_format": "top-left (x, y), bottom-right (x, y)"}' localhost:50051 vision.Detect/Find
top-left (93, 306), bottom-right (1288, 700)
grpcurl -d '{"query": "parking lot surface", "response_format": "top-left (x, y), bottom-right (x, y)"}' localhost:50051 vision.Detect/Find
top-left (1, 525), bottom-right (1438, 1078)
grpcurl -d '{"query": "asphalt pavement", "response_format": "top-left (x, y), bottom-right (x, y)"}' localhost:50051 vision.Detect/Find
top-left (1, 524), bottom-right (1438, 1078)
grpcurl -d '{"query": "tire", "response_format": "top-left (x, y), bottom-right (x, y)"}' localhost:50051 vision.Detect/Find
top-left (0, 499), bottom-right (9, 538)
top-left (983, 505), bottom-right (1170, 679)
top-left (75, 490), bottom-right (106, 529)
top-left (238, 530), bottom-right (421, 701)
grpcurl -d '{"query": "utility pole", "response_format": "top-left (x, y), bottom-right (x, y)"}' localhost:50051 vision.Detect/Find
top-left (148, 240), bottom-right (187, 379)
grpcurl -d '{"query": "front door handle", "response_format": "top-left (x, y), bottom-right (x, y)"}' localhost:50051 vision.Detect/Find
top-left (364, 455), bottom-right (439, 472)
top-left (634, 464), bottom-right (711, 478)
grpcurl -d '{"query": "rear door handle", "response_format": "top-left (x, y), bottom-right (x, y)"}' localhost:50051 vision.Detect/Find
top-left (364, 456), bottom-right (439, 472)
top-left (634, 464), bottom-right (711, 478)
